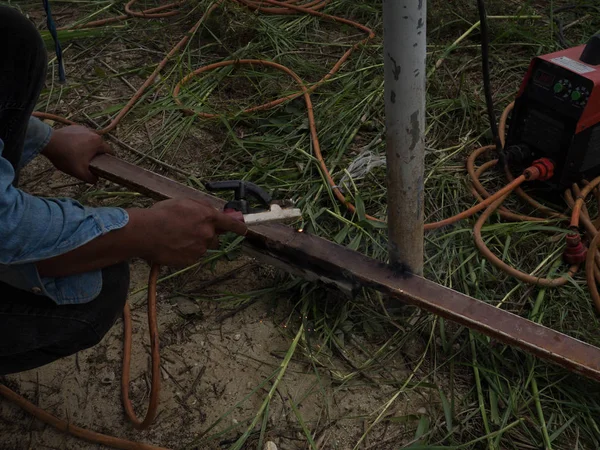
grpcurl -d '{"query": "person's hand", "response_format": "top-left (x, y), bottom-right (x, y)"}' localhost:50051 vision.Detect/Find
top-left (35, 198), bottom-right (247, 278)
top-left (42, 125), bottom-right (112, 183)
top-left (133, 198), bottom-right (247, 267)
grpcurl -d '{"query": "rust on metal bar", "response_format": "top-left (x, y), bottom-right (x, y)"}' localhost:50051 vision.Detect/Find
top-left (249, 225), bottom-right (600, 381)
top-left (91, 154), bottom-right (600, 382)
top-left (90, 155), bottom-right (224, 209)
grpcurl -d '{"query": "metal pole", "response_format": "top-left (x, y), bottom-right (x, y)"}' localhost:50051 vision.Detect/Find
top-left (383, 0), bottom-right (426, 275)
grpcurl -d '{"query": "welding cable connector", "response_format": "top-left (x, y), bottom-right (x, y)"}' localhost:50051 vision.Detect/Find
top-left (523, 158), bottom-right (555, 181)
top-left (504, 144), bottom-right (532, 166)
top-left (563, 232), bottom-right (588, 265)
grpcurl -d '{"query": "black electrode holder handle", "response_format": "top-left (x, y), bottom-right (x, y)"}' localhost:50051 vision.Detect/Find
top-left (581, 34), bottom-right (600, 66)
top-left (204, 180), bottom-right (272, 214)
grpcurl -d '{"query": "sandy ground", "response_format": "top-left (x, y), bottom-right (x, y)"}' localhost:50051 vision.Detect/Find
top-left (0, 257), bottom-right (428, 449)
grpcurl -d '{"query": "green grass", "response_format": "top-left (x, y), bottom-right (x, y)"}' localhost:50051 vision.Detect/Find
top-left (7, 0), bottom-right (600, 448)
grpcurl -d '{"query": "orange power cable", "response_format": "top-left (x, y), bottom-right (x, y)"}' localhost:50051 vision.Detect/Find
top-left (466, 104), bottom-right (580, 287)
top-left (0, 383), bottom-right (168, 450)
top-left (586, 232), bottom-right (600, 313)
top-left (121, 265), bottom-right (161, 430)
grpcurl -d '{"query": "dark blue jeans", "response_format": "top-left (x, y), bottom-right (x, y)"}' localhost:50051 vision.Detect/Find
top-left (0, 264), bottom-right (130, 375)
top-left (0, 6), bottom-right (130, 375)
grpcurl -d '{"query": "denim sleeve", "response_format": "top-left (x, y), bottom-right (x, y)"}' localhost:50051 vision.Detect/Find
top-left (19, 116), bottom-right (53, 169)
top-left (0, 137), bottom-right (130, 305)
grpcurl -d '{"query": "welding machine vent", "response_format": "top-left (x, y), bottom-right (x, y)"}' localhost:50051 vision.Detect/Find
top-left (521, 109), bottom-right (564, 156)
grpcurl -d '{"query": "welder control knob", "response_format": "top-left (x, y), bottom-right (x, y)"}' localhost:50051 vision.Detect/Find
top-left (554, 79), bottom-right (572, 99)
top-left (571, 86), bottom-right (590, 107)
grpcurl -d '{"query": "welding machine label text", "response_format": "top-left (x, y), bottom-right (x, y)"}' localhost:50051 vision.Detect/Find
top-left (550, 56), bottom-right (596, 75)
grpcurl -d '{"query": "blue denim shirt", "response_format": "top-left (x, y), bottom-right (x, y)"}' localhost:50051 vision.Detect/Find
top-left (0, 117), bottom-right (129, 304)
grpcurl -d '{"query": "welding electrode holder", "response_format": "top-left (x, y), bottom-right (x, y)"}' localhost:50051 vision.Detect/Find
top-left (205, 180), bottom-right (275, 225)
top-left (204, 180), bottom-right (273, 214)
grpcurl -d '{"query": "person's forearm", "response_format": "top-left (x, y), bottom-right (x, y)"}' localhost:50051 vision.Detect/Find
top-left (35, 197), bottom-right (246, 278)
top-left (36, 208), bottom-right (150, 278)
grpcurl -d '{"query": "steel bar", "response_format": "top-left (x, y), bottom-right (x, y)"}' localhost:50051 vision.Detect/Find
top-left (91, 154), bottom-right (600, 382)
top-left (383, 0), bottom-right (426, 275)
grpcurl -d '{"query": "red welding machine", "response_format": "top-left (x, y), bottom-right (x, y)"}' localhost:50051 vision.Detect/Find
top-left (506, 34), bottom-right (600, 191)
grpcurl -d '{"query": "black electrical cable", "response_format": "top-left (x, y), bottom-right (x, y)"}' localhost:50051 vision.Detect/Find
top-left (43, 0), bottom-right (66, 83)
top-left (553, 4), bottom-right (600, 49)
top-left (476, 0), bottom-right (503, 155)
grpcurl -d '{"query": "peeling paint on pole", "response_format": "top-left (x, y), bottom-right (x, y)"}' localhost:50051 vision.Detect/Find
top-left (383, 0), bottom-right (426, 275)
